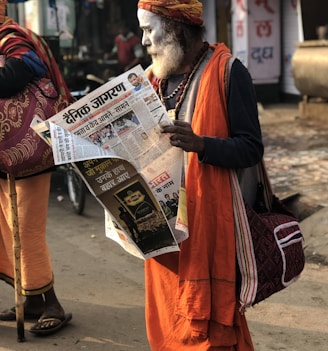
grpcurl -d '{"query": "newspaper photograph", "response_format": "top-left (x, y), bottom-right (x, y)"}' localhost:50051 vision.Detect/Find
top-left (32, 65), bottom-right (188, 259)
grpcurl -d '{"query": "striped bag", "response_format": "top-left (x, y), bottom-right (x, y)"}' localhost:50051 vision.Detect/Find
top-left (230, 160), bottom-right (305, 313)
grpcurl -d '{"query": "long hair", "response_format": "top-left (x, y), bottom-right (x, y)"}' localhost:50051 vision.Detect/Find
top-left (161, 17), bottom-right (205, 55)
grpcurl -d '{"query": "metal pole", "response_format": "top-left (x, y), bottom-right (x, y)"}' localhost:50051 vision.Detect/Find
top-left (8, 174), bottom-right (25, 342)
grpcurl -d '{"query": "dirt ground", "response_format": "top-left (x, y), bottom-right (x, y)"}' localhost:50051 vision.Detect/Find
top-left (247, 263), bottom-right (328, 351)
top-left (1, 187), bottom-right (327, 351)
top-left (247, 104), bottom-right (328, 351)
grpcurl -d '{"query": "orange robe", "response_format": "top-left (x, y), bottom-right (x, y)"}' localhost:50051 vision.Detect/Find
top-left (145, 43), bottom-right (254, 350)
top-left (0, 172), bottom-right (53, 295)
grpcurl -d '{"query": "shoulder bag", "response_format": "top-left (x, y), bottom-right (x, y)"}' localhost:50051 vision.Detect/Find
top-left (230, 161), bottom-right (305, 312)
top-left (223, 57), bottom-right (305, 312)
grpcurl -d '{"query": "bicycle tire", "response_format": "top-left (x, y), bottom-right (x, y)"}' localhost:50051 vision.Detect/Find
top-left (66, 166), bottom-right (86, 215)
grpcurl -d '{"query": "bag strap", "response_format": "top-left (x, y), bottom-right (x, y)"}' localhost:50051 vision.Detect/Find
top-left (231, 161), bottom-right (274, 312)
top-left (223, 56), bottom-right (273, 210)
top-left (255, 160), bottom-right (273, 211)
top-left (230, 169), bottom-right (258, 312)
top-left (224, 57), bottom-right (274, 311)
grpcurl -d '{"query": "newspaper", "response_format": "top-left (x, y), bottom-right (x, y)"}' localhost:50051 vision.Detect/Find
top-left (32, 65), bottom-right (188, 260)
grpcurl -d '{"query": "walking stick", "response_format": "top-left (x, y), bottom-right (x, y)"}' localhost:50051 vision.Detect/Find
top-left (8, 174), bottom-right (25, 342)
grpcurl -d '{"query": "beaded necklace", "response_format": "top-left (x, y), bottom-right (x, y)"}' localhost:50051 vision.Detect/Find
top-left (159, 41), bottom-right (209, 118)
top-left (161, 79), bottom-right (185, 101)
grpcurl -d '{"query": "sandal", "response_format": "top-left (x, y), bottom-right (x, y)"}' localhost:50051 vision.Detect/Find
top-left (29, 312), bottom-right (72, 336)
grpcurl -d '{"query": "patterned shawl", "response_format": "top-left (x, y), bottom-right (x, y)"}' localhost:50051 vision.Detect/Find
top-left (0, 17), bottom-right (72, 103)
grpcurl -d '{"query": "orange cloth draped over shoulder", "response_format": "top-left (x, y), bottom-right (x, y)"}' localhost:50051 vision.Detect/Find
top-left (145, 43), bottom-right (254, 350)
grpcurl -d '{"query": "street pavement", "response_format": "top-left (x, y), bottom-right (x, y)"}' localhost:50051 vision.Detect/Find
top-left (258, 103), bottom-right (328, 265)
top-left (0, 102), bottom-right (327, 350)
top-left (0, 191), bottom-right (150, 351)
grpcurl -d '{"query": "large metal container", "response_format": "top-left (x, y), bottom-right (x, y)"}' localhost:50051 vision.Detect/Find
top-left (292, 41), bottom-right (328, 99)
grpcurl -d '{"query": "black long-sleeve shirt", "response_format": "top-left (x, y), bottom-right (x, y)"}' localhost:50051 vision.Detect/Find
top-left (200, 59), bottom-right (263, 169)
top-left (0, 57), bottom-right (34, 98)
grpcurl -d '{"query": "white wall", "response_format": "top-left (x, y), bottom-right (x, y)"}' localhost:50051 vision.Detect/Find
top-left (203, 0), bottom-right (217, 43)
top-left (282, 0), bottom-right (302, 95)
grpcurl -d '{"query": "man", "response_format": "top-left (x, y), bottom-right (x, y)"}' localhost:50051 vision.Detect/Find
top-left (0, 1), bottom-right (72, 335)
top-left (128, 72), bottom-right (149, 92)
top-left (137, 0), bottom-right (263, 350)
top-left (164, 193), bottom-right (178, 216)
top-left (109, 21), bottom-right (145, 74)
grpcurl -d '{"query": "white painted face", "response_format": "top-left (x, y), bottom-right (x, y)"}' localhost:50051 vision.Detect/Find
top-left (137, 9), bottom-right (164, 47)
top-left (137, 8), bottom-right (184, 79)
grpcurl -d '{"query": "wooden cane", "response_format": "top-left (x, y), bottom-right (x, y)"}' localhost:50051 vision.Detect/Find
top-left (8, 174), bottom-right (25, 342)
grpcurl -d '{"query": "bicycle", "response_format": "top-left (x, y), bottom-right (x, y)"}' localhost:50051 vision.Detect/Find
top-left (66, 163), bottom-right (86, 215)
top-left (55, 164), bottom-right (86, 215)
top-left (58, 71), bottom-right (107, 215)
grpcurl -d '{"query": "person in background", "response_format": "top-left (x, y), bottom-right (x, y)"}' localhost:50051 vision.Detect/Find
top-left (106, 21), bottom-right (145, 74)
top-left (0, 0), bottom-right (73, 336)
top-left (137, 0), bottom-right (264, 350)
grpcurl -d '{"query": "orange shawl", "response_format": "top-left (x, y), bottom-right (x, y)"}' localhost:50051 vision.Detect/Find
top-left (145, 44), bottom-right (253, 349)
top-left (178, 42), bottom-right (236, 331)
top-left (0, 173), bottom-right (53, 294)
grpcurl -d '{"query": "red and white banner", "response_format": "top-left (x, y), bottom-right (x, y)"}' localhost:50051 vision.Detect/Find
top-left (232, 0), bottom-right (281, 83)
top-left (232, 0), bottom-right (249, 67)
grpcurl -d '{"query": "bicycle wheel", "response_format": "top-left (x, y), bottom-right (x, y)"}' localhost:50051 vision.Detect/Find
top-left (66, 166), bottom-right (86, 215)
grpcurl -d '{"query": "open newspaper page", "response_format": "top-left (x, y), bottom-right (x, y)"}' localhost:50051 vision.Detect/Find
top-left (33, 65), bottom-right (188, 259)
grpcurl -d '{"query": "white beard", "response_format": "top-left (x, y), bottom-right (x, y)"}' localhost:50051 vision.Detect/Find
top-left (149, 36), bottom-right (185, 79)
